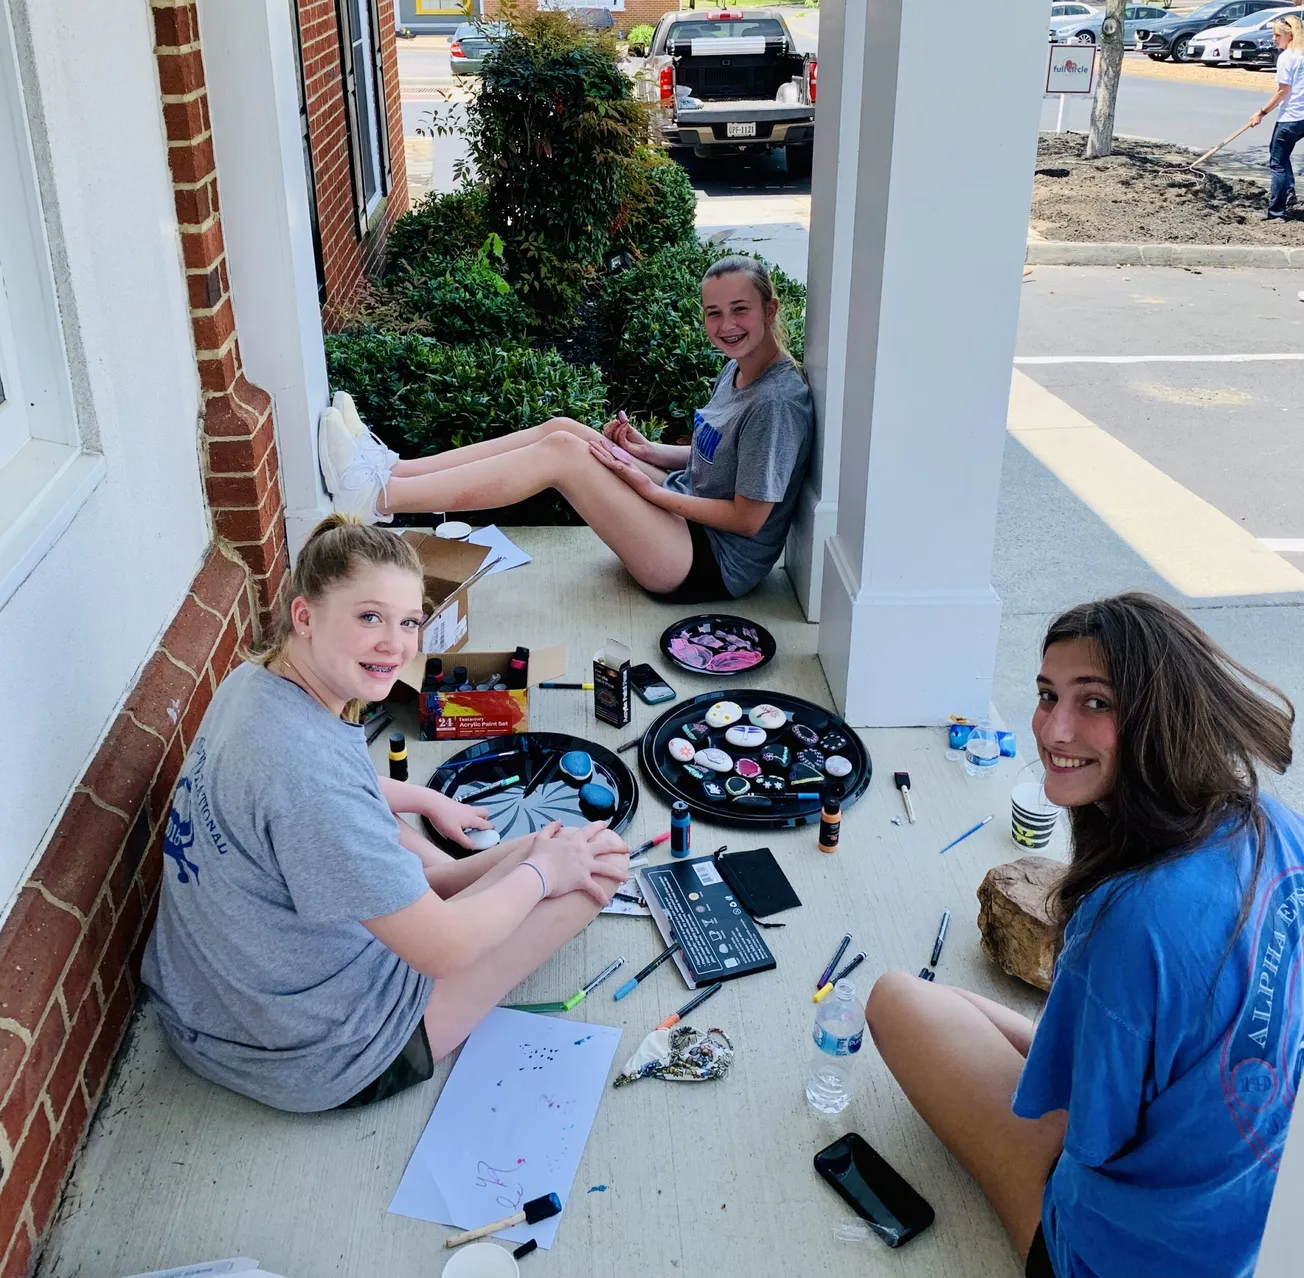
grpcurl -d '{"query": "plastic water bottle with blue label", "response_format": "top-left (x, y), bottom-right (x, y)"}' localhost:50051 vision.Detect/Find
top-left (805, 980), bottom-right (864, 1114)
top-left (964, 718), bottom-right (1001, 779)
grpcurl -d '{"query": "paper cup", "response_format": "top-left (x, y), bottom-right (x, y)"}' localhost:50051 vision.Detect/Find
top-left (435, 520), bottom-right (473, 541)
top-left (1010, 781), bottom-right (1060, 849)
top-left (442, 1243), bottom-right (520, 1278)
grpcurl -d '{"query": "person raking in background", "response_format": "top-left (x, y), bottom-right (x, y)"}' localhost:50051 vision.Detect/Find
top-left (317, 256), bottom-right (814, 605)
top-left (863, 593), bottom-right (1302, 1278)
top-left (1250, 13), bottom-right (1304, 220)
top-left (141, 515), bottom-right (630, 1112)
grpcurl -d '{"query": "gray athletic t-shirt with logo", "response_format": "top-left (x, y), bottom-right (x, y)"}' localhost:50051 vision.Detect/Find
top-left (141, 662), bottom-right (431, 1112)
top-left (663, 357), bottom-right (813, 596)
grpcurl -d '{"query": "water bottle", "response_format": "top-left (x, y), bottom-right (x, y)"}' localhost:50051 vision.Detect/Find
top-left (964, 719), bottom-right (1001, 779)
top-left (805, 980), bottom-right (864, 1114)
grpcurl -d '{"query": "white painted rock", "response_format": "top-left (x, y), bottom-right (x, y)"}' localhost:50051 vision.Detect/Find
top-left (725, 724), bottom-right (766, 749)
top-left (705, 700), bottom-right (743, 728)
top-left (694, 747), bottom-right (734, 773)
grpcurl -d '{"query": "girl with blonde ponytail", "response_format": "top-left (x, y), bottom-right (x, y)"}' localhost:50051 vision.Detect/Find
top-left (1249, 14), bottom-right (1304, 219)
top-left (141, 514), bottom-right (629, 1112)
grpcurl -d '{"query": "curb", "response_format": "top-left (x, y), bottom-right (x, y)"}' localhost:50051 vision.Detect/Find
top-left (1026, 241), bottom-right (1304, 268)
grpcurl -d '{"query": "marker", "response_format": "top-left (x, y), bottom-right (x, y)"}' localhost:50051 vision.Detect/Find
top-left (918, 967), bottom-right (936, 983)
top-left (938, 814), bottom-right (995, 855)
top-left (465, 775), bottom-right (521, 801)
top-left (613, 940), bottom-right (680, 1000)
top-left (617, 736), bottom-right (642, 753)
top-left (505, 957), bottom-right (626, 1014)
top-left (454, 748), bottom-right (523, 769)
top-left (513, 1240), bottom-right (539, 1261)
top-left (539, 681), bottom-right (595, 690)
top-left (628, 831), bottom-right (670, 858)
top-left (816, 933), bottom-right (852, 991)
top-left (521, 751), bottom-right (561, 798)
top-left (813, 951), bottom-right (867, 1002)
top-left (930, 910), bottom-right (951, 967)
top-left (657, 981), bottom-right (722, 1030)
top-left (613, 892), bottom-right (644, 904)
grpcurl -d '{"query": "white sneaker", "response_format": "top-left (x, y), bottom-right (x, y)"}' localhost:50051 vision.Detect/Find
top-left (333, 391), bottom-right (398, 466)
top-left (318, 407), bottom-right (395, 524)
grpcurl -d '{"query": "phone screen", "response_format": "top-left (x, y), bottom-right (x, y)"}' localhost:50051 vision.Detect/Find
top-left (628, 663), bottom-right (676, 704)
top-left (813, 1134), bottom-right (935, 1248)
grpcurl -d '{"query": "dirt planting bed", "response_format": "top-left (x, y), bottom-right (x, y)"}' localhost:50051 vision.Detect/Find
top-left (1030, 133), bottom-right (1300, 244)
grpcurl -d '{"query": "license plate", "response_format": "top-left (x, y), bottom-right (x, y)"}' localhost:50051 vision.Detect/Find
top-left (1232, 50), bottom-right (1246, 57)
top-left (726, 121), bottom-right (757, 139)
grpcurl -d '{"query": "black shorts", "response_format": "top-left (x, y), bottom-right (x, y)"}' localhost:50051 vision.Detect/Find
top-left (334, 1018), bottom-right (434, 1110)
top-left (647, 519), bottom-right (731, 605)
top-left (1026, 1223), bottom-right (1056, 1278)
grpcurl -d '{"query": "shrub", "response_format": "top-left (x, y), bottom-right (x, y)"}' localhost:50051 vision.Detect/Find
top-left (602, 241), bottom-right (806, 437)
top-left (384, 185), bottom-right (490, 273)
top-left (625, 23), bottom-right (655, 45)
top-left (323, 332), bottom-right (608, 456)
top-left (616, 149), bottom-right (698, 260)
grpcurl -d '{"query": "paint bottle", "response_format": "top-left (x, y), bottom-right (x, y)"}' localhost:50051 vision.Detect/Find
top-left (507, 645), bottom-right (530, 690)
top-left (670, 801), bottom-right (691, 858)
top-left (388, 732), bottom-right (409, 783)
top-left (818, 799), bottom-right (841, 854)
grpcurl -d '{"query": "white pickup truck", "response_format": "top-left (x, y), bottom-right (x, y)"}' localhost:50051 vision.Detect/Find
top-left (627, 9), bottom-right (817, 176)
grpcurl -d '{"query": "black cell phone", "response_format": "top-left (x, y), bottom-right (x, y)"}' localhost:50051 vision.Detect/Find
top-left (813, 1133), bottom-right (935, 1248)
top-left (629, 663), bottom-right (676, 705)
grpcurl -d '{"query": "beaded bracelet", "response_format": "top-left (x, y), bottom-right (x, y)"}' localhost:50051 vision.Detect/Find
top-left (520, 859), bottom-right (548, 899)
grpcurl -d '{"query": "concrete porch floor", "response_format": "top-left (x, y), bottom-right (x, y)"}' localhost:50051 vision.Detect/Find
top-left (37, 526), bottom-right (1054, 1278)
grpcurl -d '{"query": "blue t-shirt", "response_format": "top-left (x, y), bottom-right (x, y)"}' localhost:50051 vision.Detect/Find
top-left (1013, 795), bottom-right (1304, 1278)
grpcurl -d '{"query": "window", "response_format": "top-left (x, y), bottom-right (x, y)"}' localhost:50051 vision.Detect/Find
top-left (337, 0), bottom-right (392, 232)
top-left (0, 1), bottom-right (102, 609)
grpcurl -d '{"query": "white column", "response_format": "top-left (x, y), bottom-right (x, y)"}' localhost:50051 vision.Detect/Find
top-left (196, 0), bottom-right (332, 557)
top-left (816, 0), bottom-right (1046, 726)
top-left (784, 0), bottom-right (865, 621)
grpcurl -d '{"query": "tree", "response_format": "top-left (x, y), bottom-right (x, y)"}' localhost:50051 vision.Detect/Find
top-left (1084, 0), bottom-right (1126, 158)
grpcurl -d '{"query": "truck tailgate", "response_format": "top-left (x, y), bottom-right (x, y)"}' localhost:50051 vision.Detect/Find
top-left (678, 99), bottom-right (814, 125)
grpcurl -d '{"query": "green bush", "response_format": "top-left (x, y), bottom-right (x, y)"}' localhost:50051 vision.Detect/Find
top-left (625, 23), bottom-right (655, 45)
top-left (384, 185), bottom-right (490, 272)
top-left (323, 332), bottom-right (608, 456)
top-left (616, 149), bottom-right (698, 260)
top-left (602, 242), bottom-right (806, 438)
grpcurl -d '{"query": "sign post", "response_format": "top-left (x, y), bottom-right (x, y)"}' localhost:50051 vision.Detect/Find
top-left (1045, 43), bottom-right (1099, 132)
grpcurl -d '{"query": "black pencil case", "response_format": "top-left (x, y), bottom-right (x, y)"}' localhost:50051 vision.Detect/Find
top-left (712, 845), bottom-right (801, 923)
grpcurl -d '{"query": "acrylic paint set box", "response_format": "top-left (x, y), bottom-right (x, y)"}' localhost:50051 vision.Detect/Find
top-left (409, 646), bottom-right (567, 741)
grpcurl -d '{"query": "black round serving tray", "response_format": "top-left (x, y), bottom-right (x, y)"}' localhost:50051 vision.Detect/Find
top-left (659, 613), bottom-right (777, 677)
top-left (423, 732), bottom-right (638, 857)
top-left (638, 690), bottom-right (871, 829)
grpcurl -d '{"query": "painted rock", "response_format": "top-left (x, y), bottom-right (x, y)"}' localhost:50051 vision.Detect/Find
top-left (681, 763), bottom-right (711, 782)
top-left (826, 755), bottom-right (853, 778)
top-left (820, 731), bottom-right (850, 755)
top-left (559, 750), bottom-right (593, 784)
top-left (753, 774), bottom-right (785, 794)
top-left (667, 737), bottom-right (696, 763)
top-left (701, 779), bottom-right (728, 802)
top-left (725, 724), bottom-right (767, 749)
top-left (724, 776), bottom-right (751, 797)
top-left (705, 700), bottom-right (743, 729)
top-left (463, 827), bottom-right (501, 851)
top-left (735, 757), bottom-right (763, 779)
top-left (579, 783), bottom-right (617, 820)
top-left (694, 747), bottom-right (734, 773)
top-left (759, 744), bottom-right (791, 770)
top-left (795, 748), bottom-right (827, 773)
top-left (789, 723), bottom-right (820, 749)
top-left (788, 764), bottom-right (826, 788)
top-left (748, 703), bottom-right (787, 730)
top-left (681, 720), bottom-right (711, 743)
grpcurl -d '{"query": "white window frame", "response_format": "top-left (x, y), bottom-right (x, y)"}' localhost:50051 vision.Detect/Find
top-left (0, 0), bottom-right (103, 610)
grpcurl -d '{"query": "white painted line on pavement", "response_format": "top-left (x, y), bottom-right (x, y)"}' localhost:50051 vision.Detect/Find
top-left (1014, 353), bottom-right (1304, 365)
top-left (1007, 370), bottom-right (1304, 599)
top-left (1259, 539), bottom-right (1304, 553)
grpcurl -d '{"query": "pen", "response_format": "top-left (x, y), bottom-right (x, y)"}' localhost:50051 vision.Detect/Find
top-left (539, 681), bottom-right (595, 690)
top-left (657, 981), bottom-right (722, 1030)
top-left (813, 951), bottom-right (867, 1002)
top-left (938, 814), bottom-right (995, 855)
top-left (465, 774), bottom-right (521, 801)
top-left (930, 910), bottom-right (951, 967)
top-left (628, 831), bottom-right (669, 858)
top-left (816, 932), bottom-right (852, 991)
top-left (613, 940), bottom-right (680, 1000)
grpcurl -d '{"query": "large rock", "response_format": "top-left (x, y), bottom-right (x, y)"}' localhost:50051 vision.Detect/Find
top-left (976, 856), bottom-right (1065, 991)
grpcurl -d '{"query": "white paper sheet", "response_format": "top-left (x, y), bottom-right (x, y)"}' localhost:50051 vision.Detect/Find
top-left (466, 525), bottom-right (531, 575)
top-left (389, 1008), bottom-right (622, 1249)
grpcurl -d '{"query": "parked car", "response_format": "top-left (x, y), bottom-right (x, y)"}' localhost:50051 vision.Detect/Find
top-left (1190, 4), bottom-right (1297, 62)
top-left (1229, 11), bottom-right (1300, 62)
top-left (1048, 4), bottom-right (1169, 46)
top-left (1135, 0), bottom-right (1289, 60)
top-left (1049, 3), bottom-right (1100, 19)
top-left (449, 21), bottom-right (510, 76)
top-left (627, 10), bottom-right (816, 174)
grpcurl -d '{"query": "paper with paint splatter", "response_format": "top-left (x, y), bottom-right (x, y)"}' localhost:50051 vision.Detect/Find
top-left (388, 1007), bottom-right (622, 1248)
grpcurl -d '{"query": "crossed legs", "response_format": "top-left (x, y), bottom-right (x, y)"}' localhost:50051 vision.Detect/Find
top-left (864, 972), bottom-right (1065, 1261)
top-left (381, 417), bottom-right (692, 593)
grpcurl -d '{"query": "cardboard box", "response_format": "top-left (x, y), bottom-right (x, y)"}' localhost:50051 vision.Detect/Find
top-left (395, 531), bottom-right (493, 681)
top-left (592, 639), bottom-right (631, 728)
top-left (414, 645), bottom-right (568, 740)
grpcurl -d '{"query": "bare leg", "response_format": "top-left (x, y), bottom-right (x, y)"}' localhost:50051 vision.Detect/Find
top-left (421, 836), bottom-right (624, 1061)
top-left (864, 971), bottom-right (1064, 1259)
top-left (383, 429), bottom-right (693, 593)
top-left (948, 984), bottom-right (1037, 1057)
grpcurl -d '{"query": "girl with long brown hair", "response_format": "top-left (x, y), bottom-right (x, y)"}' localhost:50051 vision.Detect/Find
top-left (142, 515), bottom-right (628, 1112)
top-left (864, 593), bottom-right (1302, 1278)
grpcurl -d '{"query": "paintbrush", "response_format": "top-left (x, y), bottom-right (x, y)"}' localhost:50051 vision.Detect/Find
top-left (894, 771), bottom-right (916, 823)
top-left (445, 1192), bottom-right (562, 1247)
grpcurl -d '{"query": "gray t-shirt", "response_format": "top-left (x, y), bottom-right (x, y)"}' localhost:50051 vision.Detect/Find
top-left (140, 662), bottom-right (432, 1112)
top-left (664, 357), bottom-right (813, 596)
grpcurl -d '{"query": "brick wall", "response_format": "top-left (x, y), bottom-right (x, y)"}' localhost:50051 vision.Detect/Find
top-left (0, 5), bottom-right (294, 1272)
top-left (298, 0), bottom-right (410, 323)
